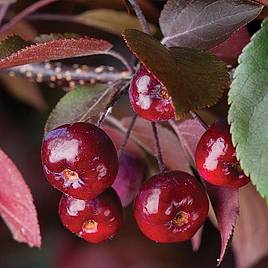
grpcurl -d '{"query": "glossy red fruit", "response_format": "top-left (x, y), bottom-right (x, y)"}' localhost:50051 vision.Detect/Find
top-left (112, 153), bottom-right (146, 207)
top-left (134, 171), bottom-right (209, 243)
top-left (59, 188), bottom-right (123, 243)
top-left (41, 122), bottom-right (118, 200)
top-left (129, 66), bottom-right (175, 121)
top-left (195, 120), bottom-right (250, 188)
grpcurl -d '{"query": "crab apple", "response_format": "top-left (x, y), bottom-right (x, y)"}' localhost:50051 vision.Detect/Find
top-left (112, 153), bottom-right (146, 207)
top-left (41, 122), bottom-right (118, 200)
top-left (129, 66), bottom-right (175, 121)
top-left (59, 188), bottom-right (123, 243)
top-left (134, 171), bottom-right (209, 243)
top-left (195, 120), bottom-right (250, 188)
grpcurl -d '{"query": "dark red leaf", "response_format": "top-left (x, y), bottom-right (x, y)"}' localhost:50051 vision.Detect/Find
top-left (0, 149), bottom-right (41, 247)
top-left (0, 36), bottom-right (113, 69)
top-left (210, 27), bottom-right (251, 66)
top-left (170, 118), bottom-right (239, 263)
top-left (254, 0), bottom-right (268, 6)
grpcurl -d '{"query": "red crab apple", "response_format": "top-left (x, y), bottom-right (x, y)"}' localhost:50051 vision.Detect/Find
top-left (134, 171), bottom-right (209, 243)
top-left (129, 66), bottom-right (175, 121)
top-left (112, 152), bottom-right (146, 207)
top-left (195, 120), bottom-right (250, 188)
top-left (41, 122), bottom-right (118, 200)
top-left (59, 188), bottom-right (123, 243)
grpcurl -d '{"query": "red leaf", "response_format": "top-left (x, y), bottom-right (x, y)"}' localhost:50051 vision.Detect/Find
top-left (210, 27), bottom-right (251, 66)
top-left (0, 36), bottom-right (112, 69)
top-left (170, 119), bottom-right (239, 263)
top-left (233, 184), bottom-right (268, 268)
top-left (0, 149), bottom-right (41, 247)
top-left (254, 0), bottom-right (268, 6)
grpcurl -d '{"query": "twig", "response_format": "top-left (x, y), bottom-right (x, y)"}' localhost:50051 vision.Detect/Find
top-left (104, 51), bottom-right (133, 73)
top-left (128, 0), bottom-right (150, 34)
top-left (190, 111), bottom-right (209, 130)
top-left (118, 114), bottom-right (137, 157)
top-left (152, 122), bottom-right (166, 173)
top-left (0, 3), bottom-right (10, 26)
top-left (0, 0), bottom-right (59, 33)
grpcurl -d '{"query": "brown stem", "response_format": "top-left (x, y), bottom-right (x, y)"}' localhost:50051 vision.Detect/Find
top-left (128, 0), bottom-right (150, 34)
top-left (190, 111), bottom-right (209, 130)
top-left (0, 0), bottom-right (59, 33)
top-left (152, 122), bottom-right (166, 173)
top-left (118, 114), bottom-right (138, 157)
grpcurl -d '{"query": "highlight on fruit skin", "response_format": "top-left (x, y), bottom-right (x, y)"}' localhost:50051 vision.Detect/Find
top-left (195, 120), bottom-right (250, 188)
top-left (134, 171), bottom-right (209, 243)
top-left (41, 122), bottom-right (119, 200)
top-left (58, 188), bottom-right (123, 243)
top-left (129, 66), bottom-right (175, 122)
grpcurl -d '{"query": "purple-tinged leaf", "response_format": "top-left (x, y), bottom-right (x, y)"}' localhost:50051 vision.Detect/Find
top-left (121, 117), bottom-right (191, 173)
top-left (233, 184), bottom-right (268, 268)
top-left (160, 0), bottom-right (262, 50)
top-left (210, 27), bottom-right (251, 66)
top-left (0, 35), bottom-right (113, 69)
top-left (170, 118), bottom-right (239, 264)
top-left (191, 226), bottom-right (204, 252)
top-left (207, 185), bottom-right (239, 265)
top-left (0, 148), bottom-right (41, 247)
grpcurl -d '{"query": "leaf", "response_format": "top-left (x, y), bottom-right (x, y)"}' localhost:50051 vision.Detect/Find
top-left (122, 29), bottom-right (187, 118)
top-left (0, 35), bottom-right (113, 69)
top-left (170, 118), bottom-right (239, 264)
top-left (45, 81), bottom-right (127, 133)
top-left (228, 18), bottom-right (268, 202)
top-left (159, 0), bottom-right (262, 49)
top-left (254, 0), bottom-right (268, 6)
top-left (169, 47), bottom-right (229, 117)
top-left (122, 117), bottom-right (191, 173)
top-left (210, 27), bottom-right (251, 66)
top-left (233, 184), bottom-right (268, 268)
top-left (1, 74), bottom-right (47, 112)
top-left (0, 35), bottom-right (30, 59)
top-left (207, 186), bottom-right (239, 265)
top-left (77, 9), bottom-right (156, 35)
top-left (0, 148), bottom-right (41, 247)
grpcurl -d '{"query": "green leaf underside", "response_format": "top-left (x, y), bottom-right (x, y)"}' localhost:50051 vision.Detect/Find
top-left (45, 80), bottom-right (127, 133)
top-left (169, 47), bottom-right (229, 115)
top-left (228, 18), bottom-right (268, 203)
top-left (77, 9), bottom-right (157, 35)
top-left (45, 85), bottom-right (107, 133)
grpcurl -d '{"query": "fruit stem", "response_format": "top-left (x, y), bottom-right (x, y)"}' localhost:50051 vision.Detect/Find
top-left (128, 0), bottom-right (150, 34)
top-left (118, 114), bottom-right (138, 157)
top-left (190, 111), bottom-right (209, 130)
top-left (152, 122), bottom-right (166, 173)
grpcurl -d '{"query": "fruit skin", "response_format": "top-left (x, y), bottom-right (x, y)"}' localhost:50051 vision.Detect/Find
top-left (41, 122), bottom-right (118, 200)
top-left (129, 66), bottom-right (175, 121)
top-left (112, 153), bottom-right (146, 207)
top-left (59, 188), bottom-right (123, 243)
top-left (195, 120), bottom-right (250, 188)
top-left (134, 171), bottom-right (209, 243)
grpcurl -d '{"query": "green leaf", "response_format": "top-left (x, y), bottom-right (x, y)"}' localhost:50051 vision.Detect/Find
top-left (45, 80), bottom-right (127, 133)
top-left (77, 9), bottom-right (157, 35)
top-left (170, 47), bottom-right (229, 115)
top-left (122, 29), bottom-right (228, 118)
top-left (0, 35), bottom-right (30, 59)
top-left (228, 18), bottom-right (268, 202)
top-left (122, 29), bottom-right (187, 118)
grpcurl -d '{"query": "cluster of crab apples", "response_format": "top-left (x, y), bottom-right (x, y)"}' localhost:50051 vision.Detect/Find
top-left (41, 66), bottom-right (250, 244)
